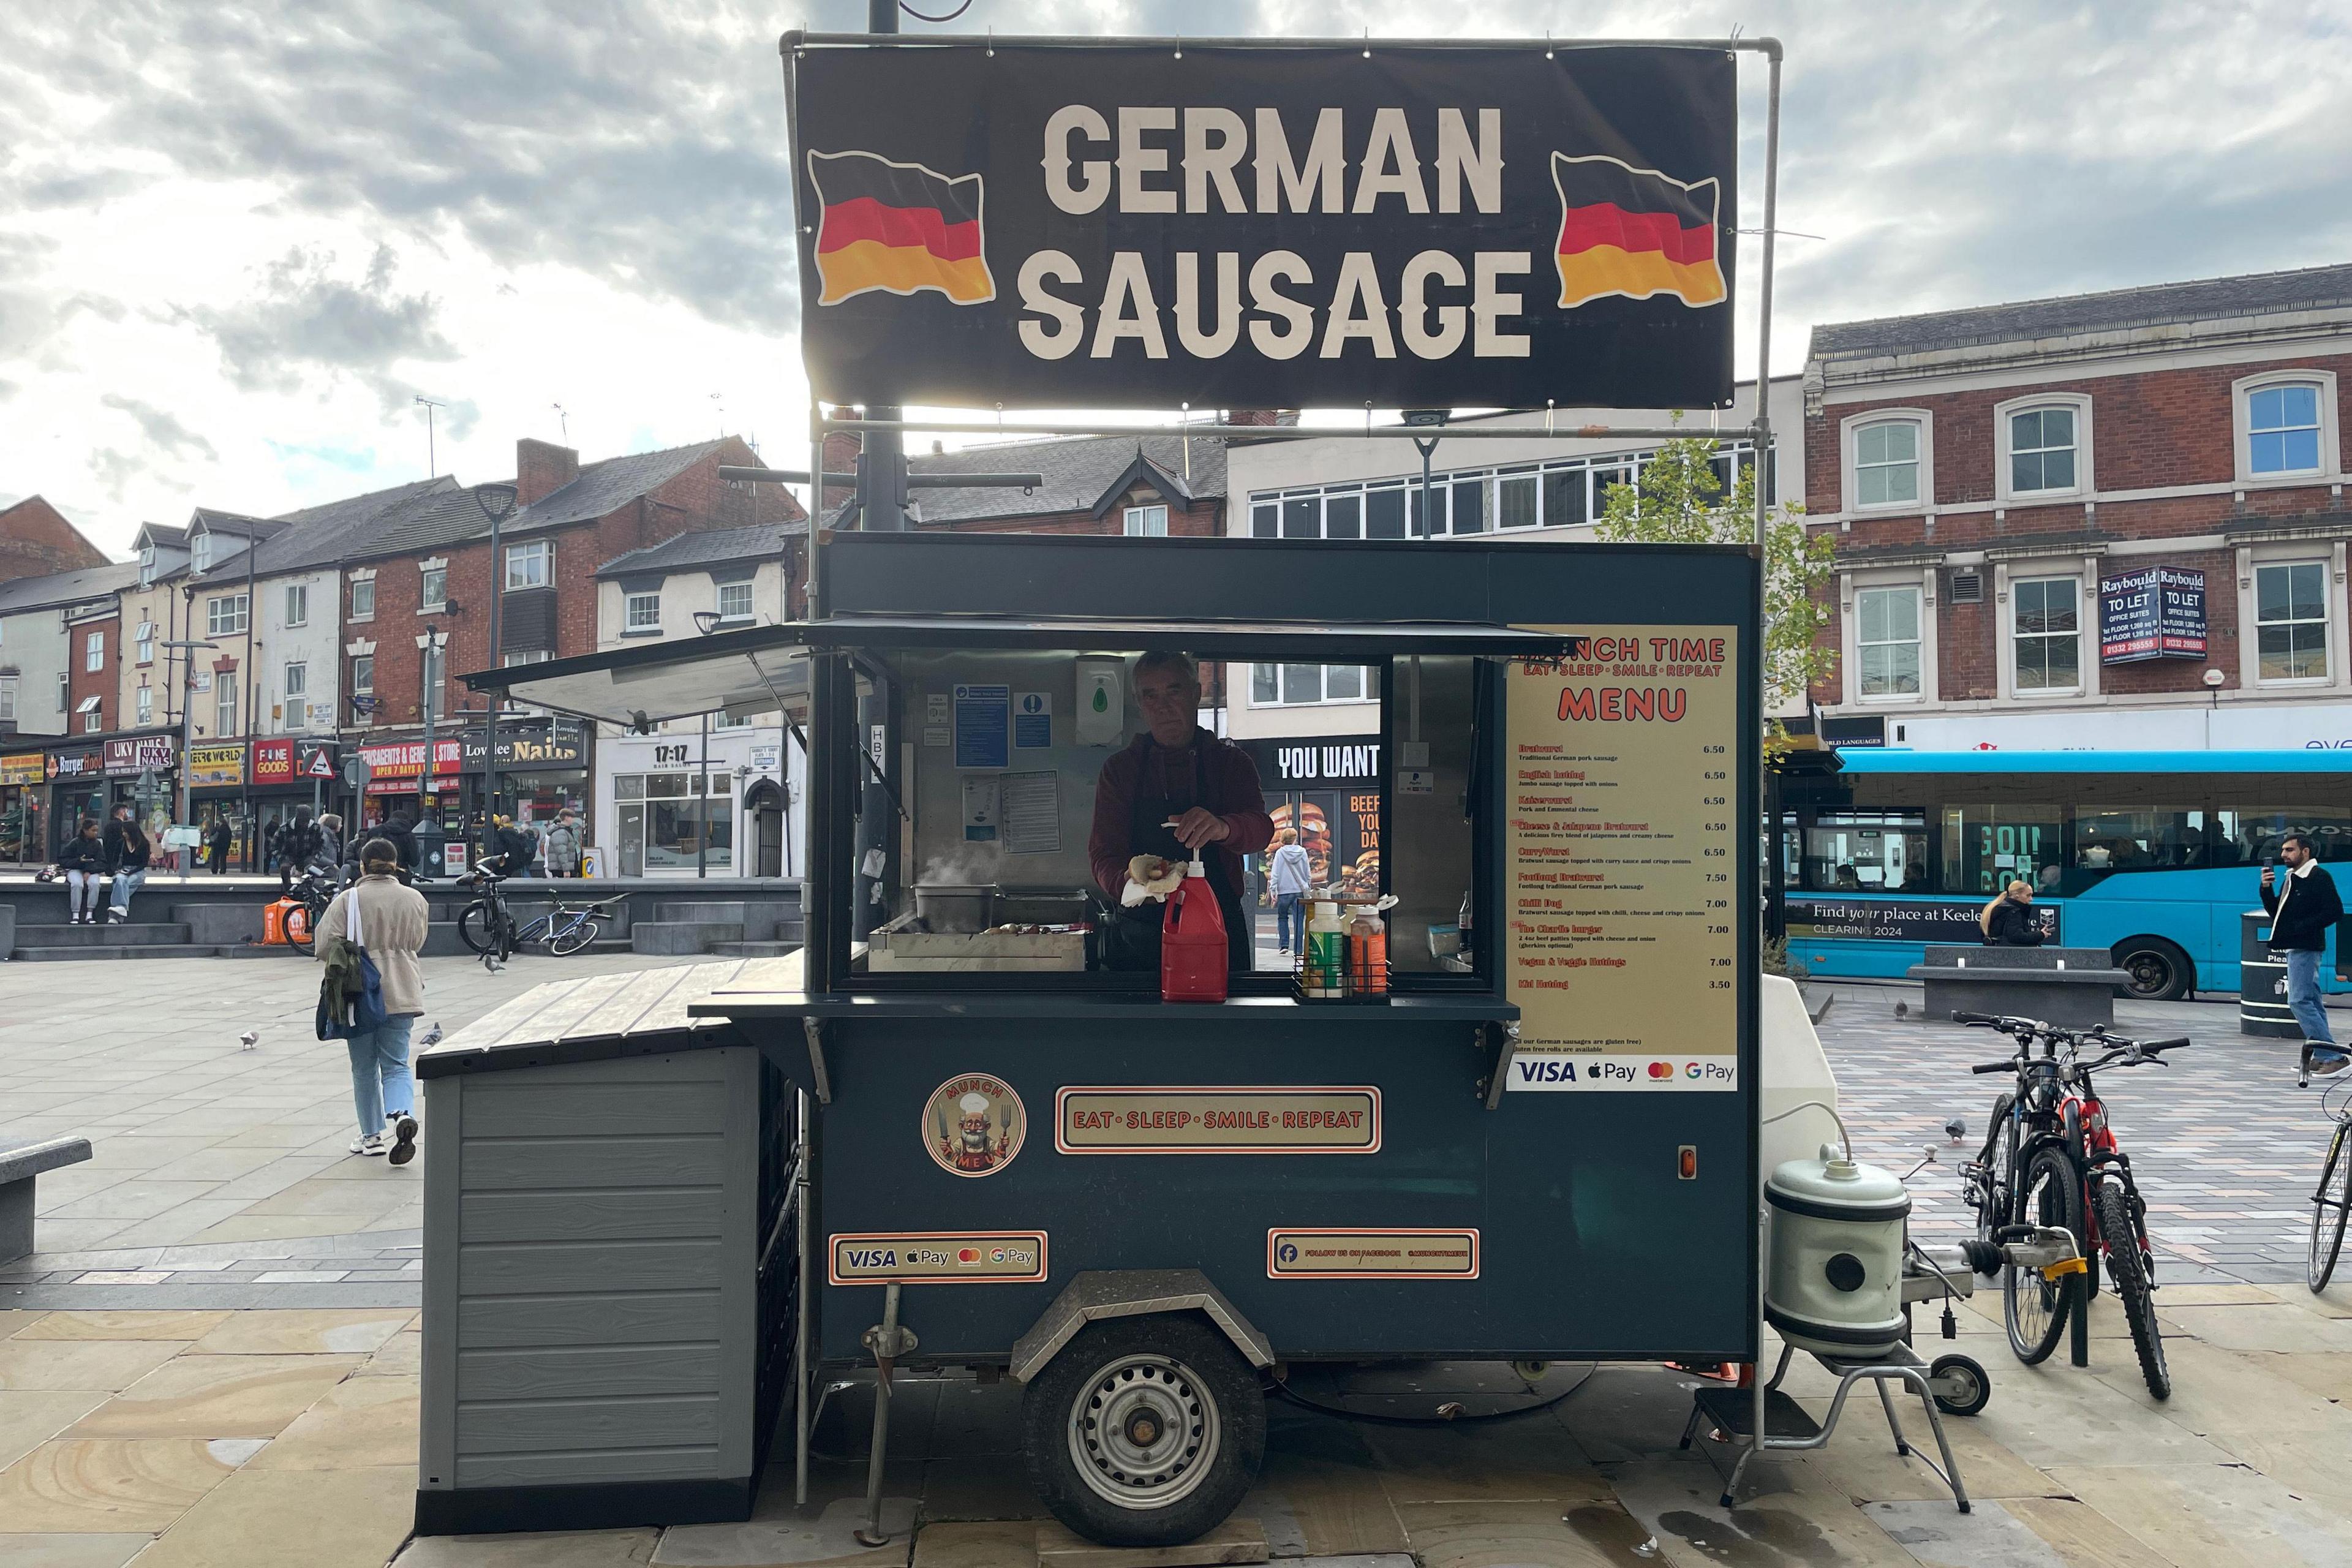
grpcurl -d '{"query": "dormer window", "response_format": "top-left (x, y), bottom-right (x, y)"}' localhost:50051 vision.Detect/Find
top-left (138, 545), bottom-right (157, 586)
top-left (191, 532), bottom-right (213, 573)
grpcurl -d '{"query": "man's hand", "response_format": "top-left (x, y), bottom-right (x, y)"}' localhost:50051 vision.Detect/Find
top-left (1169, 807), bottom-right (1232, 851)
top-left (2262, 865), bottom-right (2277, 891)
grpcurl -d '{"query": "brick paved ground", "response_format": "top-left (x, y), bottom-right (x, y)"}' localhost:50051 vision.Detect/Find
top-left (1816, 979), bottom-right (2346, 1284)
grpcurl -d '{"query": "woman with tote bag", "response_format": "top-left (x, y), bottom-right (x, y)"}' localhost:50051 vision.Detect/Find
top-left (317, 838), bottom-right (432, 1162)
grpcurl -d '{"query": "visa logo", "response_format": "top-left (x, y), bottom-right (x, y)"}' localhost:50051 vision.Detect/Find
top-left (1515, 1059), bottom-right (1578, 1084)
top-left (843, 1248), bottom-right (898, 1268)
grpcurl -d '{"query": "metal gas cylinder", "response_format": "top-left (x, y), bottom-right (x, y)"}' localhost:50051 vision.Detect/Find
top-left (1765, 1142), bottom-right (1910, 1358)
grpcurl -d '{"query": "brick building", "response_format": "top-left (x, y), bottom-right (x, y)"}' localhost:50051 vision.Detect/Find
top-left (0, 496), bottom-right (107, 586)
top-left (1803, 263), bottom-right (2352, 750)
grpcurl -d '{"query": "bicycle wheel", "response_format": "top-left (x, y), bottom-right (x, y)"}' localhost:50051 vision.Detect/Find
top-left (456, 900), bottom-right (497, 956)
top-left (549, 914), bottom-right (596, 956)
top-left (1975, 1102), bottom-right (2017, 1243)
top-left (2096, 1182), bottom-right (2169, 1398)
top-left (285, 900), bottom-right (318, 956)
top-left (2005, 1144), bottom-right (2083, 1365)
top-left (2310, 1121), bottom-right (2352, 1294)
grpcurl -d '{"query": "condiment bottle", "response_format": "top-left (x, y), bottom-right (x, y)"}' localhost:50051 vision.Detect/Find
top-left (1160, 853), bottom-right (1229, 1003)
top-left (1305, 899), bottom-right (1347, 999)
top-left (1348, 903), bottom-right (1388, 995)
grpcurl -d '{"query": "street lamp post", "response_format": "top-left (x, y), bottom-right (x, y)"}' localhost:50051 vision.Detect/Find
top-left (472, 484), bottom-right (521, 833)
top-left (161, 638), bottom-right (219, 869)
top-left (420, 626), bottom-right (448, 840)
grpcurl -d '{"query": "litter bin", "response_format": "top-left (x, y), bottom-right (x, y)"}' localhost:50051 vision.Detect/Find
top-left (2241, 909), bottom-right (2297, 1038)
top-left (412, 818), bottom-right (448, 882)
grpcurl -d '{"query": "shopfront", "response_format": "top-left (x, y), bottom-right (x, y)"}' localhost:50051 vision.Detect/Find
top-left (187, 742), bottom-right (249, 865)
top-left (45, 747), bottom-right (108, 856)
top-left (104, 734), bottom-right (179, 864)
top-left (1236, 734), bottom-right (1384, 902)
top-left (464, 718), bottom-right (590, 833)
top-left (595, 722), bottom-right (802, 878)
top-left (356, 737), bottom-right (468, 837)
top-left (1, 750), bottom-right (46, 865)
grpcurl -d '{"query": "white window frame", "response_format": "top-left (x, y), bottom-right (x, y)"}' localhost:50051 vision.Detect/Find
top-left (715, 579), bottom-right (755, 624)
top-left (206, 594), bottom-right (249, 638)
top-left (350, 654), bottom-right (374, 694)
top-left (191, 533), bottom-right (213, 573)
top-left (624, 591), bottom-right (663, 633)
top-left (349, 571), bottom-right (376, 622)
top-left (1841, 410), bottom-right (1933, 514)
top-left (2247, 551), bottom-right (2337, 688)
top-left (284, 582), bottom-right (308, 628)
top-left (1122, 503), bottom-right (1169, 537)
top-left (2005, 570), bottom-right (2087, 698)
top-left (216, 679), bottom-right (238, 736)
top-left (1248, 663), bottom-right (1375, 709)
top-left (2233, 369), bottom-right (2340, 485)
top-left (135, 684), bottom-right (153, 728)
top-left (57, 671), bottom-right (69, 713)
top-left (506, 538), bottom-right (552, 590)
top-left (135, 621), bottom-right (154, 666)
top-left (500, 649), bottom-right (550, 713)
top-left (138, 545), bottom-right (157, 587)
top-left (0, 674), bottom-right (15, 723)
top-left (1994, 392), bottom-right (2093, 502)
top-left (418, 557), bottom-right (448, 612)
top-left (1840, 568), bottom-right (1937, 706)
top-left (84, 630), bottom-right (104, 673)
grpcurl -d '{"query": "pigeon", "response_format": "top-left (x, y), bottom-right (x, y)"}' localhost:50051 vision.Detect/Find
top-left (1894, 1000), bottom-right (1909, 1019)
top-left (418, 1022), bottom-right (444, 1049)
top-left (1945, 1117), bottom-right (1969, 1144)
top-left (238, 1029), bottom-right (259, 1051)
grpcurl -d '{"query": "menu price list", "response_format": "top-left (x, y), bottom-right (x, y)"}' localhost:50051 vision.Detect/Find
top-left (1504, 627), bottom-right (1740, 1091)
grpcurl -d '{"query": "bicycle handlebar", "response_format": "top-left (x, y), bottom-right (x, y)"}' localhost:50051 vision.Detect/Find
top-left (1971, 1061), bottom-right (2014, 1074)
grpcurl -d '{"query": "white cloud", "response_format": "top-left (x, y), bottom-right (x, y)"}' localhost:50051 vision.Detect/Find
top-left (1, 0), bottom-right (2346, 554)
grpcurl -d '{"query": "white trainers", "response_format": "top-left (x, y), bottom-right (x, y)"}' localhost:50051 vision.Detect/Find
top-left (350, 1131), bottom-right (386, 1156)
top-left (386, 1113), bottom-right (418, 1166)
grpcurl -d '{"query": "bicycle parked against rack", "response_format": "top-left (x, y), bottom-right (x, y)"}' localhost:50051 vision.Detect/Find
top-left (457, 866), bottom-right (622, 965)
top-left (1954, 1011), bottom-right (2186, 1399)
top-left (2309, 1077), bottom-right (2352, 1293)
top-left (281, 867), bottom-right (338, 957)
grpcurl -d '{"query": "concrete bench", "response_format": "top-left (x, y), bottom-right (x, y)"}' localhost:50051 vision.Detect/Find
top-left (1, 1136), bottom-right (92, 1264)
top-left (1907, 946), bottom-right (2130, 1028)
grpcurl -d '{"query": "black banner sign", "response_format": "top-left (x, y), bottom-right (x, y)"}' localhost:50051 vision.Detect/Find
top-left (1785, 896), bottom-right (2060, 946)
top-left (1238, 736), bottom-right (1382, 788)
top-left (788, 42), bottom-right (1736, 409)
top-left (2098, 565), bottom-right (2207, 664)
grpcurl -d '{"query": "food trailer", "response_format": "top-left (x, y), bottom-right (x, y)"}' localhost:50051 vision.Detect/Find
top-left (412, 28), bottom-right (1785, 1548)
top-left (418, 528), bottom-right (1762, 1544)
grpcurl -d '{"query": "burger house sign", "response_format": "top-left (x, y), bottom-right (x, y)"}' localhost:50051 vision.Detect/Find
top-left (789, 40), bottom-right (1736, 411)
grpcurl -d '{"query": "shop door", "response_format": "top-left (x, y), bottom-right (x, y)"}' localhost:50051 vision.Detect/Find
top-left (618, 803), bottom-right (646, 877)
top-left (748, 782), bottom-right (785, 878)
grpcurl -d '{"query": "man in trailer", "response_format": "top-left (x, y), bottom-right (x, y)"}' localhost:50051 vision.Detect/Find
top-left (1088, 651), bottom-right (1274, 973)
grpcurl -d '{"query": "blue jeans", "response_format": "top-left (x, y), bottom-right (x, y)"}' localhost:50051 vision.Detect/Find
top-left (347, 1015), bottom-right (417, 1136)
top-left (2283, 949), bottom-right (2340, 1050)
top-left (1275, 893), bottom-right (1305, 951)
top-left (110, 867), bottom-right (145, 915)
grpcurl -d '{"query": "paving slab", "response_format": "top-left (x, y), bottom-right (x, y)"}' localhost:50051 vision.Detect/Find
top-left (0, 1436), bottom-right (244, 1532)
top-left (124, 1461), bottom-right (415, 1568)
top-left (0, 1389), bottom-right (113, 1470)
top-left (9, 1311), bottom-right (232, 1341)
top-left (393, 1528), bottom-right (665, 1566)
top-left (64, 1352), bottom-right (364, 1439)
top-left (0, 1338), bottom-right (189, 1392)
top-left (187, 1306), bottom-right (415, 1354)
top-left (0, 1534), bottom-right (154, 1568)
top-left (654, 1495), bottom-right (918, 1566)
top-left (245, 1371), bottom-right (417, 1469)
top-left (2046, 1460), bottom-right (2352, 1567)
top-left (1036, 1517), bottom-right (1270, 1566)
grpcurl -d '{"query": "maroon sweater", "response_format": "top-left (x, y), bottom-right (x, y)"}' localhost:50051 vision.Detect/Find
top-left (1088, 728), bottom-right (1275, 899)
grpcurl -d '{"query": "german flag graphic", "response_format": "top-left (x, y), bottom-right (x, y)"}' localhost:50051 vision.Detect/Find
top-left (1551, 153), bottom-right (1725, 310)
top-left (809, 149), bottom-right (994, 307)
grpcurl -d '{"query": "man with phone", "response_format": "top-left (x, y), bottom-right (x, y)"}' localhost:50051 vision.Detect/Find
top-left (2262, 834), bottom-right (2349, 1076)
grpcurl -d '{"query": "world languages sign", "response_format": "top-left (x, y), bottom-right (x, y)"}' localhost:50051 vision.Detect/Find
top-left (787, 41), bottom-right (1736, 409)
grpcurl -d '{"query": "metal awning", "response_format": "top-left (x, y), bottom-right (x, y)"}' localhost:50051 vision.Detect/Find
top-left (464, 617), bottom-right (1583, 726)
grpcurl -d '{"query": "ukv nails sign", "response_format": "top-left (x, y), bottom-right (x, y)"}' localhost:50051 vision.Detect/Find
top-left (788, 42), bottom-right (1736, 410)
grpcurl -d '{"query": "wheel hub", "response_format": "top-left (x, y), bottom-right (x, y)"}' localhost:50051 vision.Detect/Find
top-left (1067, 1352), bottom-right (1220, 1511)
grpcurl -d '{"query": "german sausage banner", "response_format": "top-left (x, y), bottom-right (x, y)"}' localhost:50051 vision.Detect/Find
top-left (786, 40), bottom-right (1736, 409)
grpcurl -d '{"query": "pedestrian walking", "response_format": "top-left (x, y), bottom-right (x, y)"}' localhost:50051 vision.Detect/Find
top-left (543, 807), bottom-right (583, 878)
top-left (276, 805), bottom-right (325, 892)
top-left (1978, 880), bottom-right (2046, 947)
top-left (317, 813), bottom-right (346, 883)
top-left (317, 837), bottom-right (431, 1161)
top-left (1268, 826), bottom-right (1313, 956)
top-left (205, 818), bottom-right (232, 875)
top-left (56, 819), bottom-right (106, 924)
top-left (262, 815), bottom-right (283, 873)
top-left (2261, 834), bottom-right (2348, 1076)
top-left (101, 803), bottom-right (153, 925)
top-left (484, 815), bottom-right (537, 878)
top-left (375, 811), bottom-right (420, 878)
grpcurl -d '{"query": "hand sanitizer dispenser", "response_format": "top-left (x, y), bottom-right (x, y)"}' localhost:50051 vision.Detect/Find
top-left (1076, 658), bottom-right (1124, 746)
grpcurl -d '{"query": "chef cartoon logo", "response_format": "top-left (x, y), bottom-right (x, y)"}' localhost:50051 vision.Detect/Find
top-left (924, 1073), bottom-right (1026, 1178)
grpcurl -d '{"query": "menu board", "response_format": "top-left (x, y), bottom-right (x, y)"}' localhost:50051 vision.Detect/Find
top-left (1504, 627), bottom-right (1740, 1091)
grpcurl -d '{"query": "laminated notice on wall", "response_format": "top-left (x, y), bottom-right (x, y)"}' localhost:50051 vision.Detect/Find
top-left (1002, 771), bottom-right (1060, 855)
top-left (1503, 627), bottom-right (1741, 1092)
top-left (962, 774), bottom-right (1001, 842)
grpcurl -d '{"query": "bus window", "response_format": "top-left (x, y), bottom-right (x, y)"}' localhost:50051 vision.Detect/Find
top-left (1942, 803), bottom-right (2061, 895)
top-left (1803, 812), bottom-right (1926, 892)
top-left (2218, 807), bottom-right (2352, 865)
top-left (2068, 805), bottom-right (2211, 876)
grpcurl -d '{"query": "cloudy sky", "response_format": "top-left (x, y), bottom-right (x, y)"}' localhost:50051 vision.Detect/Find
top-left (3, 1), bottom-right (2346, 556)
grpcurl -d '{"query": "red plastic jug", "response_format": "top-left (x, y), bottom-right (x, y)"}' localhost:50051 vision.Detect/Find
top-left (1161, 855), bottom-right (1229, 1003)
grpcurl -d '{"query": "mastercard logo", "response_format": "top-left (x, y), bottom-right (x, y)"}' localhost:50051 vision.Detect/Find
top-left (957, 1248), bottom-right (981, 1264)
top-left (1646, 1061), bottom-right (1673, 1079)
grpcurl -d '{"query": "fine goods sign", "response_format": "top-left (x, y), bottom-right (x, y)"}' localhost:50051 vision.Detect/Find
top-left (787, 40), bottom-right (1736, 410)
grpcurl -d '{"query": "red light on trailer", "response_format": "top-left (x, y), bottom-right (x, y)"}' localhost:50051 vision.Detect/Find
top-left (1677, 1145), bottom-right (1697, 1180)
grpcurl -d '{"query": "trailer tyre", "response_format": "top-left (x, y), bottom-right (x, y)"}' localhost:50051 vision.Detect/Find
top-left (1022, 1316), bottom-right (1265, 1548)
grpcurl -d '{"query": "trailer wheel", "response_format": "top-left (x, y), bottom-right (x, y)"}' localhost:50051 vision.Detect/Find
top-left (1022, 1316), bottom-right (1265, 1548)
top-left (1929, 1354), bottom-right (1991, 1417)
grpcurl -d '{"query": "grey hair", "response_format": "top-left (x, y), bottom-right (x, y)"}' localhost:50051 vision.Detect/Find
top-left (1134, 649), bottom-right (1197, 685)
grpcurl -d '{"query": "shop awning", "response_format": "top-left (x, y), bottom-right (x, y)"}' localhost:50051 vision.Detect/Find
top-left (464, 617), bottom-right (1586, 726)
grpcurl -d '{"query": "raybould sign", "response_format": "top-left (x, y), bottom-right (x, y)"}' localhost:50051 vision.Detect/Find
top-left (786, 40), bottom-right (1736, 409)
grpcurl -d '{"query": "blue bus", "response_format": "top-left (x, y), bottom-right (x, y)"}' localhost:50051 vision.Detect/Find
top-left (1775, 750), bottom-right (2352, 1000)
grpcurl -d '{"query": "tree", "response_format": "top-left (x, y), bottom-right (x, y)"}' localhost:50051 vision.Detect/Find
top-left (1594, 423), bottom-right (1837, 743)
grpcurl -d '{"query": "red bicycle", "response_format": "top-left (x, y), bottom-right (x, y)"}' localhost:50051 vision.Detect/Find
top-left (1955, 1013), bottom-right (2185, 1399)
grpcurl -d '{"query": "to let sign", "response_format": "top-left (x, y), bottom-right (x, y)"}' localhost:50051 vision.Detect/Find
top-left (2099, 565), bottom-right (2207, 664)
top-left (788, 41), bottom-right (1735, 410)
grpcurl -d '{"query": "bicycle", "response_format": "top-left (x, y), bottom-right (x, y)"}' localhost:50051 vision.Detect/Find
top-left (2309, 1077), bottom-right (2352, 1293)
top-left (281, 868), bottom-right (338, 957)
top-left (1954, 1011), bottom-right (2186, 1400)
top-left (456, 864), bottom-right (519, 968)
top-left (458, 868), bottom-right (622, 962)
